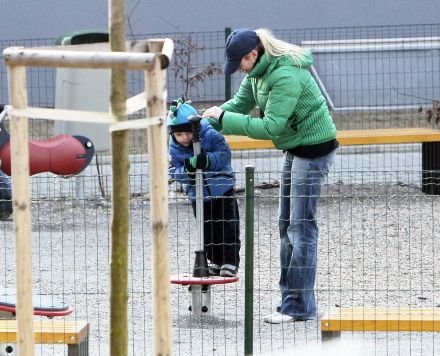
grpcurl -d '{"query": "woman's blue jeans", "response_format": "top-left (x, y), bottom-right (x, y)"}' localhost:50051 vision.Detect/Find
top-left (277, 149), bottom-right (336, 319)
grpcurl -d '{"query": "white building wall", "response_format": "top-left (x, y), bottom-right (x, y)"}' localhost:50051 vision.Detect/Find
top-left (1, 0), bottom-right (440, 40)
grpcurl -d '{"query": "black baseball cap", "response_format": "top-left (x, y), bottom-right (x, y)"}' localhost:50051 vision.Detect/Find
top-left (224, 28), bottom-right (260, 75)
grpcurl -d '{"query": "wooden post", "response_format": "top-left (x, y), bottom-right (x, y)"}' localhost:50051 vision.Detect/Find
top-left (108, 1), bottom-right (129, 355)
top-left (145, 53), bottom-right (172, 355)
top-left (7, 65), bottom-right (35, 355)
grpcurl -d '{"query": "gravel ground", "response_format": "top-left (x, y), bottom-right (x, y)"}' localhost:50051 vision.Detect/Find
top-left (1, 164), bottom-right (440, 355)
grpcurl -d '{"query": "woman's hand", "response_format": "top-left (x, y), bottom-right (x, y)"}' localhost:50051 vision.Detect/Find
top-left (202, 106), bottom-right (223, 120)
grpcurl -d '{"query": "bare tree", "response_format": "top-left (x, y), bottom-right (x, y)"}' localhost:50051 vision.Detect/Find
top-left (172, 35), bottom-right (222, 98)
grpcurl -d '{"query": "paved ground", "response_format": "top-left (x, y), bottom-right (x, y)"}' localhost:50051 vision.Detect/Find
top-left (1, 146), bottom-right (439, 355)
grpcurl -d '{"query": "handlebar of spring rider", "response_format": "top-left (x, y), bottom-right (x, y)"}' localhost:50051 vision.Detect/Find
top-left (187, 114), bottom-right (209, 277)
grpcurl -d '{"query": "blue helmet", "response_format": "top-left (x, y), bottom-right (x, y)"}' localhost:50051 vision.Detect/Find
top-left (167, 99), bottom-right (198, 132)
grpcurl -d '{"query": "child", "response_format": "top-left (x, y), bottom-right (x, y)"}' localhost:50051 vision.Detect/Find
top-left (168, 99), bottom-right (240, 277)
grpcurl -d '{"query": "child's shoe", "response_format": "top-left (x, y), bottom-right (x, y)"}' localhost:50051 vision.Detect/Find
top-left (208, 264), bottom-right (221, 276)
top-left (220, 264), bottom-right (238, 277)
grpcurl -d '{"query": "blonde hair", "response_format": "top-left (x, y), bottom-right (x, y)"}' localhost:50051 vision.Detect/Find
top-left (255, 28), bottom-right (309, 67)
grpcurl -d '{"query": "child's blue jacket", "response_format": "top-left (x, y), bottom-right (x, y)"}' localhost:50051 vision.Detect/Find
top-left (168, 120), bottom-right (235, 201)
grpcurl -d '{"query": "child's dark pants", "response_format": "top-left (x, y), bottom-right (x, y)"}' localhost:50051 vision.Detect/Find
top-left (191, 188), bottom-right (240, 267)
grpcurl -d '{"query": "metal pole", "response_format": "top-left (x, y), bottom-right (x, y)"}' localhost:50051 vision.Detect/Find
top-left (192, 126), bottom-right (204, 251)
top-left (188, 115), bottom-right (209, 278)
top-left (244, 165), bottom-right (255, 355)
top-left (224, 27), bottom-right (232, 101)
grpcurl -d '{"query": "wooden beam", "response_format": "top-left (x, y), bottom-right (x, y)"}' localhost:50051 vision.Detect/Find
top-left (3, 37), bottom-right (173, 70)
top-left (109, 116), bottom-right (163, 132)
top-left (0, 320), bottom-right (89, 345)
top-left (10, 92), bottom-right (151, 121)
top-left (337, 127), bottom-right (440, 145)
top-left (3, 47), bottom-right (158, 70)
top-left (146, 54), bottom-right (172, 355)
top-left (126, 92), bottom-right (147, 114)
top-left (225, 127), bottom-right (440, 150)
top-left (9, 107), bottom-right (115, 124)
top-left (321, 307), bottom-right (440, 332)
top-left (226, 135), bottom-right (275, 150)
top-left (7, 65), bottom-right (35, 356)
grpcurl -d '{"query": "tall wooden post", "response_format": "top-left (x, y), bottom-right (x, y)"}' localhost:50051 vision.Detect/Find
top-left (3, 32), bottom-right (173, 356)
top-left (8, 65), bottom-right (35, 355)
top-left (108, 1), bottom-right (129, 355)
top-left (146, 47), bottom-right (172, 355)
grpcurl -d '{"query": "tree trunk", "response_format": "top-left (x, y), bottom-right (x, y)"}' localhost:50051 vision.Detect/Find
top-left (108, 1), bottom-right (129, 356)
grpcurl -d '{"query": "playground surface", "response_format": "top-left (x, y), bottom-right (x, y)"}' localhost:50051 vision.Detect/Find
top-left (1, 168), bottom-right (440, 355)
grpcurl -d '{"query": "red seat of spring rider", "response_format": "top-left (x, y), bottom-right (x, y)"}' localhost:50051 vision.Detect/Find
top-left (170, 274), bottom-right (239, 285)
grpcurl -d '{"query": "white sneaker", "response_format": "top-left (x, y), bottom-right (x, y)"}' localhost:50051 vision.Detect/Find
top-left (263, 312), bottom-right (307, 324)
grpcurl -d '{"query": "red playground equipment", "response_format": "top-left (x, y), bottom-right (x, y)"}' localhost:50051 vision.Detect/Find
top-left (0, 105), bottom-right (94, 177)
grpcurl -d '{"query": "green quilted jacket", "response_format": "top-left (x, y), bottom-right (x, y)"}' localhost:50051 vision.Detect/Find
top-left (209, 51), bottom-right (337, 150)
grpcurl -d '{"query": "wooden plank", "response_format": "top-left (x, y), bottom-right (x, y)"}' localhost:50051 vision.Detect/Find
top-left (3, 47), bottom-right (158, 70)
top-left (158, 38), bottom-right (174, 69)
top-left (8, 65), bottom-right (35, 356)
top-left (109, 116), bottom-right (163, 132)
top-left (338, 128), bottom-right (440, 145)
top-left (225, 128), bottom-right (440, 150)
top-left (0, 320), bottom-right (89, 344)
top-left (11, 96), bottom-right (150, 121)
top-left (9, 107), bottom-right (115, 124)
top-left (145, 49), bottom-right (172, 355)
top-left (3, 38), bottom-right (173, 71)
top-left (321, 307), bottom-right (440, 332)
top-left (226, 135), bottom-right (275, 150)
top-left (126, 92), bottom-right (147, 114)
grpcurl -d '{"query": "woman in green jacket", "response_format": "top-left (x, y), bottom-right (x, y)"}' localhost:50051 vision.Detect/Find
top-left (202, 28), bottom-right (338, 324)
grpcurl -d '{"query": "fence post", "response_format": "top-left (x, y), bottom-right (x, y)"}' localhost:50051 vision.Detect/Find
top-left (224, 27), bottom-right (232, 101)
top-left (244, 165), bottom-right (255, 355)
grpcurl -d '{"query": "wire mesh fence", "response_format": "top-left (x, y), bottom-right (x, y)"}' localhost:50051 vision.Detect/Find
top-left (2, 23), bottom-right (439, 111)
top-left (1, 164), bottom-right (440, 355)
top-left (1, 24), bottom-right (439, 180)
top-left (0, 22), bottom-right (440, 355)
